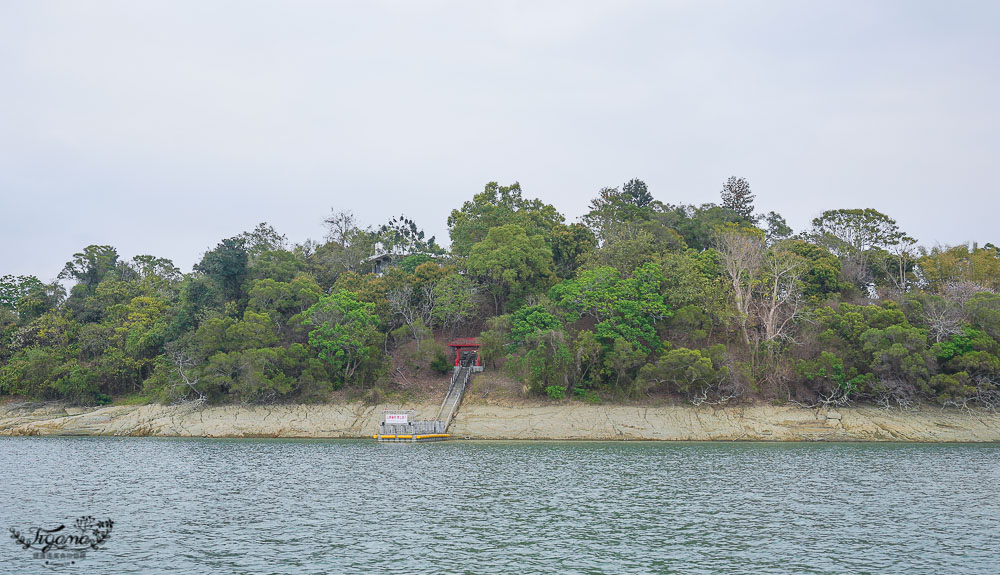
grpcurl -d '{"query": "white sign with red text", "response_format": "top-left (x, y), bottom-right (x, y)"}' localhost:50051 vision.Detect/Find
top-left (385, 413), bottom-right (409, 424)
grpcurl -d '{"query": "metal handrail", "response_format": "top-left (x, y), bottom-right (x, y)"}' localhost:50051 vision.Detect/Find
top-left (439, 367), bottom-right (471, 430)
top-left (437, 368), bottom-right (460, 422)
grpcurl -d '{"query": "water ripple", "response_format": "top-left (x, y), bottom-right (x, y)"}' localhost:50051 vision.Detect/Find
top-left (1, 438), bottom-right (998, 574)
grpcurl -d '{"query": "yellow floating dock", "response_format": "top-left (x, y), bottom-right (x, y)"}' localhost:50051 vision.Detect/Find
top-left (375, 409), bottom-right (451, 442)
top-left (374, 433), bottom-right (450, 442)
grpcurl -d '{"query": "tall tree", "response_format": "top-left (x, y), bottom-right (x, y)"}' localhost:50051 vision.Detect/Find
top-left (59, 245), bottom-right (120, 291)
top-left (304, 289), bottom-right (380, 382)
top-left (550, 223), bottom-right (596, 279)
top-left (447, 182), bottom-right (564, 257)
top-left (194, 236), bottom-right (249, 302)
top-left (720, 176), bottom-right (756, 220)
top-left (810, 208), bottom-right (908, 288)
top-left (316, 209), bottom-right (376, 281)
top-left (432, 274), bottom-right (477, 337)
top-left (375, 214), bottom-right (442, 256)
top-left (763, 211), bottom-right (792, 245)
top-left (550, 263), bottom-right (671, 354)
top-left (714, 224), bottom-right (765, 344)
top-left (623, 178), bottom-right (654, 209)
top-left (582, 178), bottom-right (658, 246)
top-left (466, 224), bottom-right (555, 314)
top-left (0, 275), bottom-right (47, 314)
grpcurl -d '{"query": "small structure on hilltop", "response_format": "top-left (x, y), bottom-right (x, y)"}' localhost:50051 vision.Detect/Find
top-left (363, 251), bottom-right (446, 276)
top-left (448, 337), bottom-right (484, 372)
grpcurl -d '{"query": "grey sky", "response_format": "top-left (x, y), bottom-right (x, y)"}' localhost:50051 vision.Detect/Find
top-left (2, 0), bottom-right (998, 281)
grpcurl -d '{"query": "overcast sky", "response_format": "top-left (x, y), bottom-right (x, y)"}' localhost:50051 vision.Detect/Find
top-left (2, 0), bottom-right (998, 281)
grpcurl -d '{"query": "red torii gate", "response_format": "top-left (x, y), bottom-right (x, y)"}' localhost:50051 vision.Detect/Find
top-left (447, 337), bottom-right (481, 368)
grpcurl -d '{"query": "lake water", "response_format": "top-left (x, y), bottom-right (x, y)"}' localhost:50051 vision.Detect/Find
top-left (1, 438), bottom-right (998, 574)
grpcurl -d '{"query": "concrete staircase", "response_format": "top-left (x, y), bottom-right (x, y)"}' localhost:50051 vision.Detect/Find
top-left (436, 366), bottom-right (471, 431)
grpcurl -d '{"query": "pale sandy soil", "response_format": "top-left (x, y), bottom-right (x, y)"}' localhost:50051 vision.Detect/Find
top-left (2, 398), bottom-right (998, 442)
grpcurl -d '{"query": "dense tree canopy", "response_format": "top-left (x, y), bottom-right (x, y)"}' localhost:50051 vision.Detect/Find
top-left (3, 178), bottom-right (1000, 411)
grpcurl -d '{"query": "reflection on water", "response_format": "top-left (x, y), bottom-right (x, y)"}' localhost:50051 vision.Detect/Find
top-left (1, 438), bottom-right (998, 574)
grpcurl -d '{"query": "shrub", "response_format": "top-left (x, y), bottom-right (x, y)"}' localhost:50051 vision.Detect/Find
top-left (545, 385), bottom-right (566, 400)
top-left (573, 387), bottom-right (601, 404)
top-left (430, 349), bottom-right (451, 374)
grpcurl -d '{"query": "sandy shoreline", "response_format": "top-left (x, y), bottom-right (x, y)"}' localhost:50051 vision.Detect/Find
top-left (1, 400), bottom-right (999, 442)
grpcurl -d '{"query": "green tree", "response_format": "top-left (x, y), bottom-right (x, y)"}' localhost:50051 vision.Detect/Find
top-left (582, 178), bottom-right (659, 245)
top-left (810, 208), bottom-right (908, 287)
top-left (467, 224), bottom-right (555, 314)
top-left (510, 328), bottom-right (572, 395)
top-left (58, 245), bottom-right (120, 292)
top-left (375, 214), bottom-right (442, 256)
top-left (860, 324), bottom-right (935, 405)
top-left (917, 243), bottom-right (1000, 293)
top-left (447, 182), bottom-right (564, 257)
top-left (431, 273), bottom-right (478, 337)
top-left (967, 292), bottom-right (1000, 339)
top-left (510, 305), bottom-right (562, 346)
top-left (550, 263), bottom-right (671, 354)
top-left (782, 240), bottom-right (846, 297)
top-left (636, 345), bottom-right (730, 401)
top-left (194, 236), bottom-right (249, 301)
top-left (0, 275), bottom-right (47, 314)
top-left (720, 176), bottom-right (756, 220)
top-left (550, 223), bottom-right (597, 279)
top-left (239, 222), bottom-right (288, 263)
top-left (795, 351), bottom-right (871, 405)
top-left (304, 289), bottom-right (380, 383)
top-left (763, 212), bottom-right (792, 244)
top-left (657, 203), bottom-right (753, 251)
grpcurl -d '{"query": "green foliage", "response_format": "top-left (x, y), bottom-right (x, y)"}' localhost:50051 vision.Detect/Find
top-left (550, 262), bottom-right (671, 354)
top-left (467, 224), bottom-right (555, 313)
top-left (967, 292), bottom-right (1000, 339)
top-left (0, 275), bottom-right (47, 313)
top-left (933, 328), bottom-right (992, 362)
top-left (928, 372), bottom-right (978, 404)
top-left (655, 203), bottom-right (754, 251)
top-left (782, 240), bottom-right (846, 297)
top-left (59, 245), bottom-right (120, 292)
top-left (305, 289), bottom-right (381, 384)
top-left (194, 236), bottom-right (249, 301)
top-left (448, 181), bottom-right (564, 257)
top-left (399, 254), bottom-right (436, 274)
top-left (248, 250), bottom-right (305, 283)
top-left (667, 305), bottom-right (711, 344)
top-left (810, 208), bottom-right (911, 287)
top-left (510, 306), bottom-right (561, 347)
top-left (602, 337), bottom-right (646, 392)
top-left (573, 387), bottom-right (602, 404)
top-left (810, 208), bottom-right (907, 257)
top-left (720, 176), bottom-right (755, 220)
top-left (764, 211), bottom-right (792, 244)
top-left (582, 179), bottom-right (659, 245)
top-left (545, 385), bottom-right (566, 400)
top-left (430, 348), bottom-right (451, 374)
top-left (375, 214), bottom-right (442, 257)
top-left (431, 273), bottom-right (477, 335)
top-left (508, 328), bottom-right (573, 395)
top-left (568, 329), bottom-right (603, 390)
top-left (478, 315), bottom-right (511, 368)
top-left (795, 351), bottom-right (871, 403)
top-left (550, 223), bottom-right (596, 279)
top-left (636, 345), bottom-right (730, 399)
top-left (5, 194), bottom-right (1000, 411)
top-left (917, 244), bottom-right (1000, 293)
top-left (861, 325), bottom-right (933, 382)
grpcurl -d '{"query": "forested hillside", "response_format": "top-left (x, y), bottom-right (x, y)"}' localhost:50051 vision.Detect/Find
top-left (3, 179), bottom-right (1000, 409)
